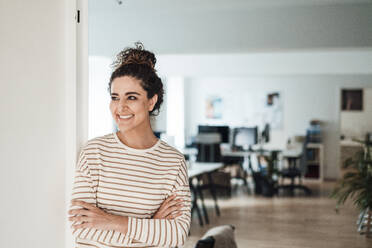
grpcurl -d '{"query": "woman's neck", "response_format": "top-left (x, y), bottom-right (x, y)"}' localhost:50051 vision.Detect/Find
top-left (116, 128), bottom-right (158, 150)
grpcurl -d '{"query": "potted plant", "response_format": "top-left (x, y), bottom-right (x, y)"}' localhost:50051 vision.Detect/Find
top-left (331, 139), bottom-right (372, 237)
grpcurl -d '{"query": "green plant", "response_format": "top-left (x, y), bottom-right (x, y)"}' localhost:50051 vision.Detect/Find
top-left (331, 140), bottom-right (372, 212)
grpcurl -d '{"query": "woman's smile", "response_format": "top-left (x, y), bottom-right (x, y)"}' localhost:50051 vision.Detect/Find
top-left (117, 114), bottom-right (134, 123)
top-left (118, 114), bottom-right (134, 119)
top-left (110, 76), bottom-right (157, 134)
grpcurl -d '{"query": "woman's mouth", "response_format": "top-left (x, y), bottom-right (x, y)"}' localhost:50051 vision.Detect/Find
top-left (118, 114), bottom-right (134, 121)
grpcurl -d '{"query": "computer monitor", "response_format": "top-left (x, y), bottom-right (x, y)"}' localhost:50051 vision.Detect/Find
top-left (198, 125), bottom-right (230, 143)
top-left (232, 127), bottom-right (258, 150)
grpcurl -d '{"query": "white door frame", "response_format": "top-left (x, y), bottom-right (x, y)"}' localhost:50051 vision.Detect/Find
top-left (65, 0), bottom-right (89, 247)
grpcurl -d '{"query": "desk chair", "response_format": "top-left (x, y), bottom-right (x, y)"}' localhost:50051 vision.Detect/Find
top-left (277, 141), bottom-right (312, 196)
top-left (250, 149), bottom-right (280, 197)
top-left (195, 133), bottom-right (222, 162)
top-left (194, 133), bottom-right (223, 220)
top-left (222, 156), bottom-right (249, 194)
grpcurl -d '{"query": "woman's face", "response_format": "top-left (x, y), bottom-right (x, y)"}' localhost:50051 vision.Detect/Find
top-left (109, 76), bottom-right (157, 134)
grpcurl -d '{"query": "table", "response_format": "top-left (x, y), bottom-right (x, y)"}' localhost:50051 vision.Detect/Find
top-left (188, 162), bottom-right (224, 226)
top-left (182, 147), bottom-right (198, 161)
top-left (188, 162), bottom-right (223, 178)
top-left (222, 148), bottom-right (284, 196)
top-left (186, 148), bottom-right (283, 198)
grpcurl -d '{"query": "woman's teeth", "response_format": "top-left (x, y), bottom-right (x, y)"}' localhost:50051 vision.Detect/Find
top-left (119, 115), bottom-right (134, 119)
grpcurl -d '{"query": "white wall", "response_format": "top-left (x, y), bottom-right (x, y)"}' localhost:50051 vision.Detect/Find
top-left (184, 76), bottom-right (372, 180)
top-left (341, 88), bottom-right (372, 139)
top-left (88, 56), bottom-right (113, 139)
top-left (157, 50), bottom-right (372, 77)
top-left (0, 1), bottom-right (70, 247)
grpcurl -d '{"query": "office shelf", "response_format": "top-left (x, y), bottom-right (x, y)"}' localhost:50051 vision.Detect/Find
top-left (305, 143), bottom-right (324, 181)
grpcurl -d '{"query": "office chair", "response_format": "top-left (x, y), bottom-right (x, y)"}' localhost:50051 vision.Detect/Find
top-left (277, 140), bottom-right (312, 195)
top-left (250, 149), bottom-right (280, 197)
top-left (221, 155), bottom-right (247, 193)
top-left (195, 133), bottom-right (222, 162)
top-left (193, 133), bottom-right (223, 219)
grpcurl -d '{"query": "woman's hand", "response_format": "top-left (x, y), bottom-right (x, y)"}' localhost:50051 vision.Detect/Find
top-left (153, 194), bottom-right (183, 219)
top-left (68, 200), bottom-right (128, 234)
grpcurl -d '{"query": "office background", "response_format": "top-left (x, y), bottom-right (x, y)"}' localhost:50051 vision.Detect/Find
top-left (1, 0), bottom-right (372, 247)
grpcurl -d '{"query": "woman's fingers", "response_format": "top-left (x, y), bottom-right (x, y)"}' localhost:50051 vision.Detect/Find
top-left (68, 209), bottom-right (92, 216)
top-left (161, 195), bottom-right (182, 210)
top-left (155, 195), bottom-right (177, 216)
top-left (153, 194), bottom-right (185, 219)
top-left (72, 222), bottom-right (90, 230)
top-left (162, 194), bottom-right (177, 206)
top-left (166, 211), bottom-right (182, 219)
top-left (158, 198), bottom-right (181, 214)
top-left (69, 215), bottom-right (91, 223)
top-left (166, 198), bottom-right (183, 208)
top-left (161, 204), bottom-right (183, 218)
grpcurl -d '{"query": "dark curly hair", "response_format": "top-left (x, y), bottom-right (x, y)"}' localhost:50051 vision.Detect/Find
top-left (109, 42), bottom-right (164, 116)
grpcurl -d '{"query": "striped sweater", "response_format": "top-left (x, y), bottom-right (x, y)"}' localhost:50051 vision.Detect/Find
top-left (69, 133), bottom-right (191, 248)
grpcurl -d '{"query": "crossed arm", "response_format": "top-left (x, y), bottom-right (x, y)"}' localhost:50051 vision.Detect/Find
top-left (68, 194), bottom-right (184, 240)
top-left (68, 152), bottom-right (191, 247)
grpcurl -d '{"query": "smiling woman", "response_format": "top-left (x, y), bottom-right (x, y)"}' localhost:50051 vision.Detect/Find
top-left (68, 42), bottom-right (191, 248)
top-left (109, 76), bottom-right (158, 143)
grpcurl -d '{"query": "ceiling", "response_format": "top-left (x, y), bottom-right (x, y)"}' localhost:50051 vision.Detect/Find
top-left (89, 0), bottom-right (372, 56)
top-left (92, 0), bottom-right (372, 12)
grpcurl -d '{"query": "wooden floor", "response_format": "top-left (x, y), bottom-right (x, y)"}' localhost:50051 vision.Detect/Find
top-left (184, 181), bottom-right (372, 248)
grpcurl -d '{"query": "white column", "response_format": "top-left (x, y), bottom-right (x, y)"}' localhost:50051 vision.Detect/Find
top-left (166, 77), bottom-right (185, 149)
top-left (88, 56), bottom-right (113, 139)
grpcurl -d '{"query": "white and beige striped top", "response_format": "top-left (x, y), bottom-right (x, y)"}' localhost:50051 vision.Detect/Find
top-left (69, 133), bottom-right (191, 248)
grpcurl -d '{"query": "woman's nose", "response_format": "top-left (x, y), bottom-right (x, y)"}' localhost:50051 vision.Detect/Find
top-left (118, 99), bottom-right (128, 111)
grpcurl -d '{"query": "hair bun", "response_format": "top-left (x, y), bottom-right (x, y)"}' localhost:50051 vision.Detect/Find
top-left (113, 42), bottom-right (156, 71)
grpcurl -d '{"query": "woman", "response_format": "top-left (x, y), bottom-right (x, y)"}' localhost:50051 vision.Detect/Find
top-left (68, 43), bottom-right (191, 248)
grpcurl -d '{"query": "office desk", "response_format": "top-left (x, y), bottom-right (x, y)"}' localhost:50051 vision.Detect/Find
top-left (183, 147), bottom-right (276, 164)
top-left (282, 149), bottom-right (302, 158)
top-left (184, 148), bottom-right (284, 199)
top-left (188, 162), bottom-right (223, 226)
top-left (182, 147), bottom-right (198, 161)
top-left (221, 150), bottom-right (254, 157)
top-left (221, 149), bottom-right (278, 171)
top-left (222, 148), bottom-right (283, 196)
top-left (188, 162), bottom-right (224, 177)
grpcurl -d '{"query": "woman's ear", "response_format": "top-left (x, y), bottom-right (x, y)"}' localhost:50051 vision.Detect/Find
top-left (148, 94), bottom-right (158, 112)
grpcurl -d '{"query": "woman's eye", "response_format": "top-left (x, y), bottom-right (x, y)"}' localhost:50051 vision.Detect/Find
top-left (111, 96), bottom-right (119, 101)
top-left (128, 96), bottom-right (137, 100)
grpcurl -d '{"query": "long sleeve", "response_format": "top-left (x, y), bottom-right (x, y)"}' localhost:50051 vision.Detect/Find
top-left (125, 158), bottom-right (192, 247)
top-left (69, 149), bottom-right (130, 246)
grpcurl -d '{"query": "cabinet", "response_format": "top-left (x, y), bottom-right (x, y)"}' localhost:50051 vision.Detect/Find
top-left (305, 143), bottom-right (324, 181)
